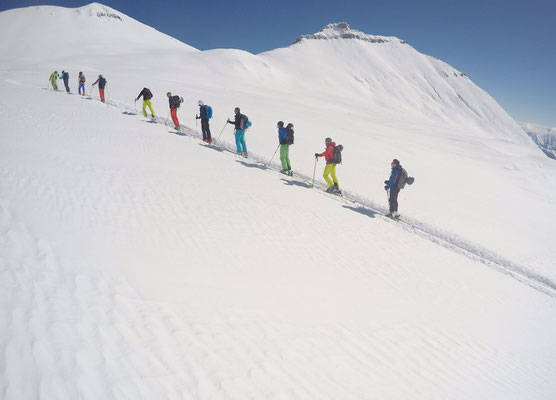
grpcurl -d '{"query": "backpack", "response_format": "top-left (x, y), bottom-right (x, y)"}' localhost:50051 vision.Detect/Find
top-left (171, 95), bottom-right (182, 108)
top-left (332, 144), bottom-right (343, 164)
top-left (397, 168), bottom-right (414, 189)
top-left (204, 105), bottom-right (213, 119)
top-left (239, 114), bottom-right (251, 130)
top-left (286, 125), bottom-right (294, 145)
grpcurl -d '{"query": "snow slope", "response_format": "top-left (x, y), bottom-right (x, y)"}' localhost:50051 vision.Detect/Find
top-left (2, 8), bottom-right (553, 278)
top-left (1, 4), bottom-right (556, 399)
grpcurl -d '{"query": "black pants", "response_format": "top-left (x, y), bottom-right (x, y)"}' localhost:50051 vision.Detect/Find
top-left (389, 186), bottom-right (400, 213)
top-left (63, 79), bottom-right (70, 92)
top-left (201, 119), bottom-right (211, 141)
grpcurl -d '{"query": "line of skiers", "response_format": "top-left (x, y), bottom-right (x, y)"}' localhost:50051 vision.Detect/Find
top-left (48, 78), bottom-right (413, 218)
top-left (49, 70), bottom-right (107, 101)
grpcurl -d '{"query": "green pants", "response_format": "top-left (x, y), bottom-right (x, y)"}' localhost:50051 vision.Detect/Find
top-left (51, 79), bottom-right (58, 90)
top-left (142, 99), bottom-right (155, 117)
top-left (323, 163), bottom-right (338, 187)
top-left (280, 144), bottom-right (291, 171)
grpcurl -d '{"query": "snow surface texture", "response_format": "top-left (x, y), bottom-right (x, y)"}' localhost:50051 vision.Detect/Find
top-left (520, 121), bottom-right (556, 160)
top-left (1, 4), bottom-right (556, 399)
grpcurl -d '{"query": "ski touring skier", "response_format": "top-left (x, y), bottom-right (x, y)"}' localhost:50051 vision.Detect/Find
top-left (78, 72), bottom-right (86, 96)
top-left (136, 87), bottom-right (155, 119)
top-left (60, 70), bottom-right (70, 92)
top-left (49, 71), bottom-right (59, 90)
top-left (315, 137), bottom-right (341, 194)
top-left (92, 75), bottom-right (107, 102)
top-left (227, 107), bottom-right (250, 157)
top-left (167, 92), bottom-right (183, 129)
top-left (277, 121), bottom-right (293, 175)
top-left (196, 100), bottom-right (213, 143)
top-left (384, 158), bottom-right (404, 219)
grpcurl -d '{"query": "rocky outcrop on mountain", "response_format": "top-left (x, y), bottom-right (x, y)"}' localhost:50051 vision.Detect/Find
top-left (291, 22), bottom-right (407, 45)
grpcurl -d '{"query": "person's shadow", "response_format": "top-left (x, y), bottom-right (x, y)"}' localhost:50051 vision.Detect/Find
top-left (341, 204), bottom-right (377, 219)
top-left (280, 178), bottom-right (312, 189)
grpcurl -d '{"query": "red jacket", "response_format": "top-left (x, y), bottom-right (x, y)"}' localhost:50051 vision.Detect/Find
top-left (318, 142), bottom-right (335, 164)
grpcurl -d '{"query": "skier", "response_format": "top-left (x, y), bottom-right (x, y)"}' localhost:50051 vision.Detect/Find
top-left (92, 74), bottom-right (107, 102)
top-left (196, 100), bottom-right (212, 143)
top-left (315, 137), bottom-right (340, 193)
top-left (384, 159), bottom-right (403, 219)
top-left (60, 70), bottom-right (70, 92)
top-left (136, 87), bottom-right (155, 119)
top-left (166, 92), bottom-right (182, 129)
top-left (227, 107), bottom-right (249, 157)
top-left (78, 72), bottom-right (86, 96)
top-left (49, 71), bottom-right (59, 90)
top-left (277, 121), bottom-right (292, 175)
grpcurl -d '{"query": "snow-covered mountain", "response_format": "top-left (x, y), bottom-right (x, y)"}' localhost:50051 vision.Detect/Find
top-left (520, 121), bottom-right (556, 159)
top-left (1, 4), bottom-right (555, 399)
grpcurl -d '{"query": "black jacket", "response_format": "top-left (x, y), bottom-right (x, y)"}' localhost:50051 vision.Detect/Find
top-left (136, 88), bottom-right (153, 100)
top-left (228, 113), bottom-right (246, 130)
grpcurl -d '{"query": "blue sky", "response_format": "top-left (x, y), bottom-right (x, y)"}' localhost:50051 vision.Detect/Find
top-left (2, 0), bottom-right (555, 126)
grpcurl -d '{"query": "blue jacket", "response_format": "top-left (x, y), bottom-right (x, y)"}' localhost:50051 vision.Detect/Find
top-left (278, 127), bottom-right (288, 144)
top-left (386, 165), bottom-right (403, 189)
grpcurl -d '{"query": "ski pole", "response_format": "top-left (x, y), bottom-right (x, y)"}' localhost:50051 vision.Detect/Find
top-left (166, 110), bottom-right (170, 126)
top-left (266, 144), bottom-right (280, 167)
top-left (196, 117), bottom-right (198, 135)
top-left (311, 156), bottom-right (318, 187)
top-left (214, 120), bottom-right (229, 145)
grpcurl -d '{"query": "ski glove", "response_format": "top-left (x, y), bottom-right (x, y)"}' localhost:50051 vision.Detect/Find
top-left (384, 180), bottom-right (389, 184)
top-left (384, 185), bottom-right (388, 190)
top-left (315, 153), bottom-right (319, 158)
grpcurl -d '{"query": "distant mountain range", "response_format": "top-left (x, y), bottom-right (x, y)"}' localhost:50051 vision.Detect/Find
top-left (520, 122), bottom-right (556, 159)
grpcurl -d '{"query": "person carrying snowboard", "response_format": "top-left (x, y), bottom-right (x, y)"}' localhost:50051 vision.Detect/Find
top-left (227, 107), bottom-right (250, 157)
top-left (315, 137), bottom-right (340, 193)
top-left (136, 87), bottom-right (155, 119)
top-left (384, 158), bottom-right (403, 219)
top-left (196, 100), bottom-right (212, 143)
top-left (49, 71), bottom-right (59, 90)
top-left (167, 92), bottom-right (182, 129)
top-left (277, 121), bottom-right (293, 175)
top-left (60, 70), bottom-right (70, 92)
top-left (78, 72), bottom-right (86, 96)
top-left (92, 74), bottom-right (107, 102)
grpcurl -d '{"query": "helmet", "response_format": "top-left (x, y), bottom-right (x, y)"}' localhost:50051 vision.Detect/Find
top-left (198, 100), bottom-right (204, 106)
top-left (325, 137), bottom-right (332, 143)
top-left (79, 71), bottom-right (82, 75)
top-left (277, 121), bottom-right (284, 127)
top-left (98, 74), bottom-right (102, 78)
top-left (166, 92), bottom-right (172, 96)
top-left (54, 70), bottom-right (58, 73)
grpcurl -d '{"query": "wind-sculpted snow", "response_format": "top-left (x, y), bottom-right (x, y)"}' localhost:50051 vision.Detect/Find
top-left (1, 78), bottom-right (556, 400)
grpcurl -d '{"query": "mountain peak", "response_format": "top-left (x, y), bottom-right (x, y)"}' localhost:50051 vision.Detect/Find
top-left (74, 2), bottom-right (123, 21)
top-left (291, 22), bottom-right (407, 46)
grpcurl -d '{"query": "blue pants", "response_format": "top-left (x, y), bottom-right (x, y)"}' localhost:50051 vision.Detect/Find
top-left (78, 84), bottom-right (85, 95)
top-left (235, 130), bottom-right (247, 153)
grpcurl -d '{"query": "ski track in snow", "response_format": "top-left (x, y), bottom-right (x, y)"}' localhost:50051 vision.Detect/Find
top-left (65, 89), bottom-right (556, 300)
top-left (1, 201), bottom-right (554, 399)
